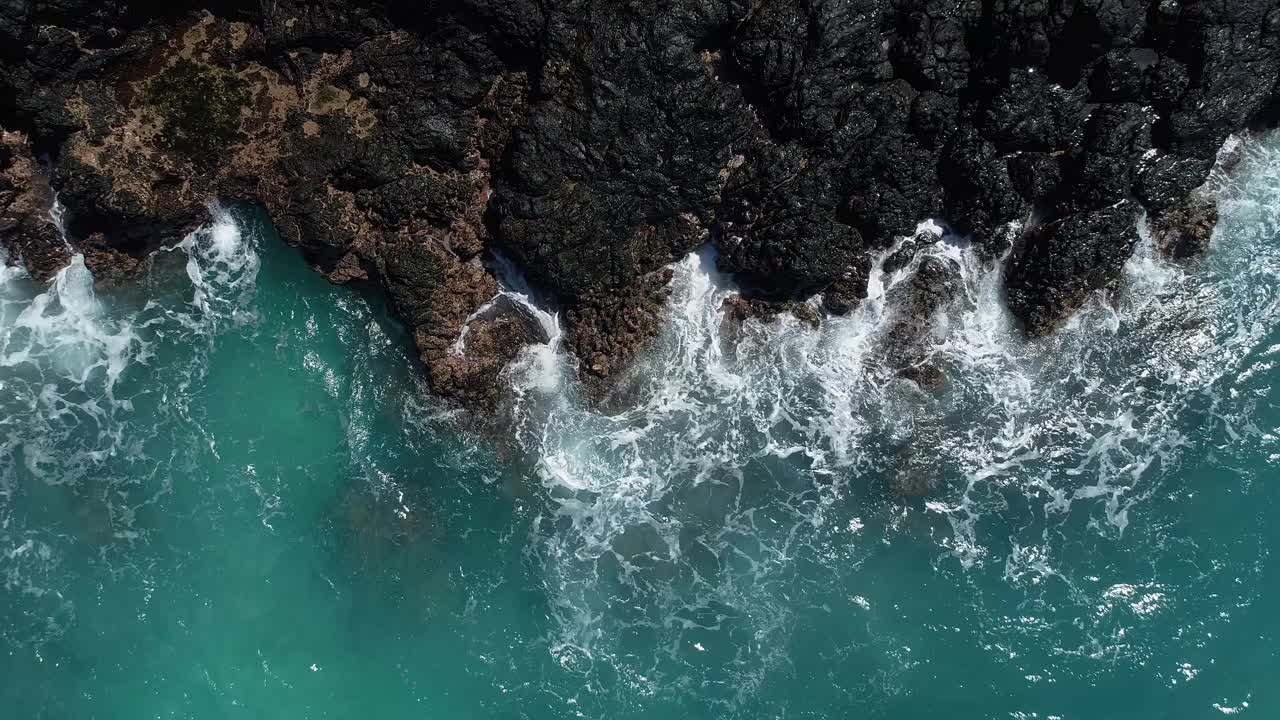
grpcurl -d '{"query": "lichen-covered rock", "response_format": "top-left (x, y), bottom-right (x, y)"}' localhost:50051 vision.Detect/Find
top-left (380, 228), bottom-right (541, 407)
top-left (3, 11), bottom-right (533, 406)
top-left (565, 267), bottom-right (675, 387)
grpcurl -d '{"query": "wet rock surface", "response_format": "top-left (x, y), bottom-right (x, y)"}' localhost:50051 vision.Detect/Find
top-left (0, 131), bottom-right (66, 280)
top-left (1006, 201), bottom-right (1142, 336)
top-left (882, 254), bottom-right (962, 390)
top-left (1150, 193), bottom-right (1220, 261)
top-left (1, 0), bottom-right (1277, 405)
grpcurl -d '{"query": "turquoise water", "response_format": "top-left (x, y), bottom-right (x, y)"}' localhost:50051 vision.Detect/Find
top-left (2, 135), bottom-right (1279, 719)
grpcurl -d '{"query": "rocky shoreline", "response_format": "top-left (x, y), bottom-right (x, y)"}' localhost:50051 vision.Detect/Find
top-left (2, 1), bottom-right (1278, 406)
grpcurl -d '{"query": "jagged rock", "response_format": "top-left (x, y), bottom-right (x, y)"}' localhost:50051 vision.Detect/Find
top-left (1058, 103), bottom-right (1154, 214)
top-left (380, 229), bottom-right (541, 408)
top-left (489, 0), bottom-right (753, 311)
top-left (2, 0), bottom-right (1277, 408)
top-left (881, 254), bottom-right (962, 390)
top-left (1007, 152), bottom-right (1064, 206)
top-left (980, 68), bottom-right (1087, 152)
top-left (78, 232), bottom-right (152, 286)
top-left (5, 13), bottom-right (532, 406)
top-left (1133, 151), bottom-right (1218, 215)
top-left (1005, 201), bottom-right (1142, 336)
top-left (1150, 193), bottom-right (1218, 261)
top-left (718, 144), bottom-right (869, 301)
top-left (565, 267), bottom-right (675, 388)
top-left (939, 125), bottom-right (1027, 255)
top-left (428, 303), bottom-right (546, 408)
top-left (0, 131), bottom-right (66, 280)
top-left (718, 294), bottom-right (820, 350)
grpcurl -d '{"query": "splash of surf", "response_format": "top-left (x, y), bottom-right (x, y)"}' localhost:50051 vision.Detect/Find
top-left (501, 131), bottom-right (1280, 702)
top-left (0, 205), bottom-right (261, 646)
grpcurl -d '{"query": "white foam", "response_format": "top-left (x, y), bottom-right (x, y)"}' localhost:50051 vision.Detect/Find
top-left (48, 193), bottom-right (72, 252)
top-left (1, 203), bottom-right (265, 645)
top-left (173, 204), bottom-right (260, 327)
top-left (483, 252), bottom-right (565, 405)
top-left (1, 254), bottom-right (139, 392)
top-left (1, 203), bottom-right (261, 488)
top-left (506, 133), bottom-right (1280, 691)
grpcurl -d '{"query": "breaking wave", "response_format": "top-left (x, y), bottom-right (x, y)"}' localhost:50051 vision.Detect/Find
top-left (1, 135), bottom-right (1277, 717)
top-left (0, 206), bottom-right (258, 645)
top-left (503, 133), bottom-right (1280, 710)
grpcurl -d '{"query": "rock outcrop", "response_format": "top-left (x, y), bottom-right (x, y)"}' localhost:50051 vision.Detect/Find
top-left (881, 253), bottom-right (962, 390)
top-left (0, 131), bottom-right (66, 279)
top-left (1, 0), bottom-right (1276, 405)
top-left (1150, 192), bottom-right (1219, 261)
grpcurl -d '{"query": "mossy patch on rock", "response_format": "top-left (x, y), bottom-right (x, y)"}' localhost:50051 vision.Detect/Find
top-left (143, 58), bottom-right (249, 159)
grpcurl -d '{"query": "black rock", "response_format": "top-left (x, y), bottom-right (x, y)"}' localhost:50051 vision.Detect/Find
top-left (3, 0), bottom-right (1278, 406)
top-left (882, 253), bottom-right (962, 390)
top-left (1005, 201), bottom-right (1142, 336)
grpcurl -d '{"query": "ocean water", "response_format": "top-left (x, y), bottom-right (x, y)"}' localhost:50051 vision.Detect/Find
top-left (2, 134), bottom-right (1279, 719)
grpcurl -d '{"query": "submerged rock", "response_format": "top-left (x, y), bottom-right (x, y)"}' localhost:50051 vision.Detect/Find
top-left (330, 478), bottom-right (445, 606)
top-left (2, 0), bottom-right (1277, 407)
top-left (888, 418), bottom-right (947, 498)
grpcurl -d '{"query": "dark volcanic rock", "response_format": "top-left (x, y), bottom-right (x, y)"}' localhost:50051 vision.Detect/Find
top-left (489, 1), bottom-right (752, 308)
top-left (882, 254), bottom-right (962, 390)
top-left (1005, 201), bottom-right (1142, 336)
top-left (0, 131), bottom-right (67, 280)
top-left (718, 144), bottom-right (868, 302)
top-left (939, 124), bottom-right (1027, 255)
top-left (1150, 193), bottom-right (1219, 261)
top-left (2, 0), bottom-right (1277, 407)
